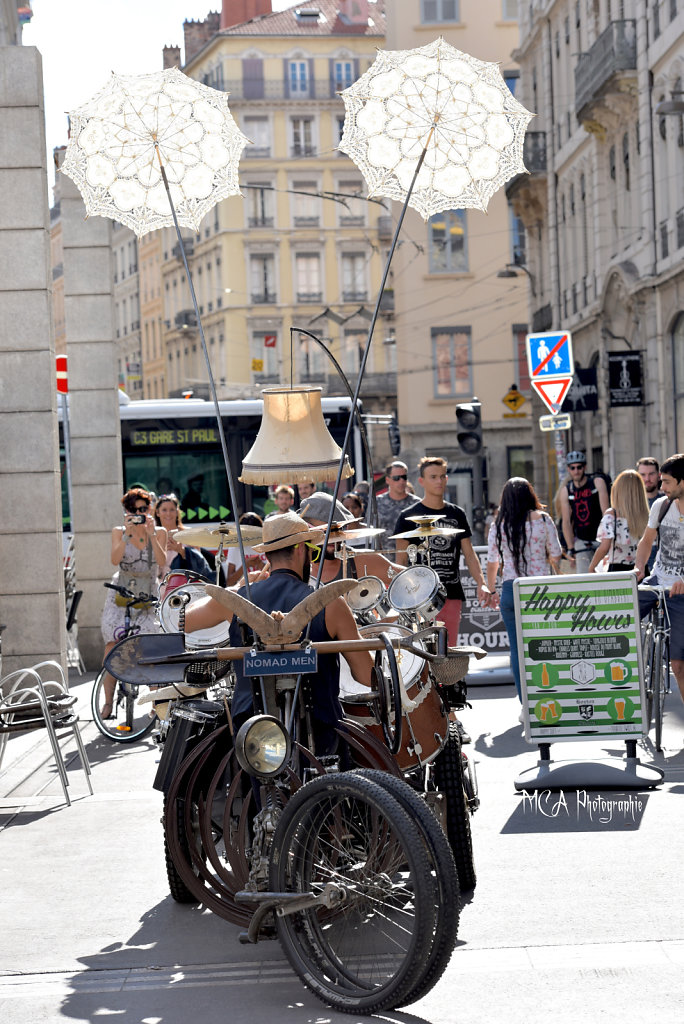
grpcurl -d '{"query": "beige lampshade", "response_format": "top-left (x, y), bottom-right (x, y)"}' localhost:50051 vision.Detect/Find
top-left (239, 387), bottom-right (354, 485)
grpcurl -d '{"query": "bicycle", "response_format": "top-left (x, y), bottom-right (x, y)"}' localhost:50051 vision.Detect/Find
top-left (639, 584), bottom-right (672, 752)
top-left (91, 582), bottom-right (159, 743)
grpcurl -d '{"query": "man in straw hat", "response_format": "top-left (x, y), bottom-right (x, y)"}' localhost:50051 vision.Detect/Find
top-left (186, 511), bottom-right (373, 755)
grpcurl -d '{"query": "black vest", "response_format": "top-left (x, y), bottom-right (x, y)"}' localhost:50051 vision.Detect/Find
top-left (568, 475), bottom-right (603, 541)
top-left (230, 569), bottom-right (341, 724)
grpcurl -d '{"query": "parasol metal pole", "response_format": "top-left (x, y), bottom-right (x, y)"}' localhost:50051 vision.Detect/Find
top-left (314, 141), bottom-right (431, 586)
top-left (157, 156), bottom-right (251, 597)
top-left (290, 326), bottom-right (377, 537)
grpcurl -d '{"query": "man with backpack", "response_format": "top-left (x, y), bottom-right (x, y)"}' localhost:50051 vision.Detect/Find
top-left (559, 451), bottom-right (609, 573)
top-left (635, 453), bottom-right (684, 704)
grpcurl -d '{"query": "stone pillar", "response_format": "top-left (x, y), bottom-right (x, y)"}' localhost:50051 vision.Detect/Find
top-left (0, 46), bottom-right (66, 675)
top-left (59, 169), bottom-right (122, 670)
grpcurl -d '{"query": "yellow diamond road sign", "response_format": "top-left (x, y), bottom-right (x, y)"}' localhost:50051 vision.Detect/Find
top-left (502, 387), bottom-right (526, 412)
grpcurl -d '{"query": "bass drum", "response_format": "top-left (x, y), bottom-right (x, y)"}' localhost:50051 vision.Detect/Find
top-left (159, 581), bottom-right (230, 649)
top-left (340, 623), bottom-right (447, 772)
top-left (388, 565), bottom-right (446, 621)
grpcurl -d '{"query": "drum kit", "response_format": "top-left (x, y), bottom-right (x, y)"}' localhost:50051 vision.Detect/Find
top-left (159, 522), bottom-right (264, 651)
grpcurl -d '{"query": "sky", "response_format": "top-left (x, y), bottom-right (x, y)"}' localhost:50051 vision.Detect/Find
top-left (22, 0), bottom-right (291, 195)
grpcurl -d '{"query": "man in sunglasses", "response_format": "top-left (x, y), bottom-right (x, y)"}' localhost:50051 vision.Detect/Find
top-left (559, 451), bottom-right (609, 573)
top-left (376, 461), bottom-right (416, 558)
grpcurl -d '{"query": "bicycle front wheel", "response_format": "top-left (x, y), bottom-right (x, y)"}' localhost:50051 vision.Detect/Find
top-left (269, 772), bottom-right (437, 1014)
top-left (91, 668), bottom-right (156, 743)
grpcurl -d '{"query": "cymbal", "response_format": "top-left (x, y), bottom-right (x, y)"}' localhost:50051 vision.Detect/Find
top-left (391, 525), bottom-right (464, 540)
top-left (330, 526), bottom-right (386, 543)
top-left (405, 514), bottom-right (445, 526)
top-left (173, 524), bottom-right (263, 548)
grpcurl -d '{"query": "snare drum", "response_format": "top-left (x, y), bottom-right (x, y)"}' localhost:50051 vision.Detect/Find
top-left (340, 623), bottom-right (447, 771)
top-left (153, 699), bottom-right (225, 794)
top-left (159, 581), bottom-right (230, 649)
top-left (346, 576), bottom-right (390, 622)
top-left (388, 565), bottom-right (446, 621)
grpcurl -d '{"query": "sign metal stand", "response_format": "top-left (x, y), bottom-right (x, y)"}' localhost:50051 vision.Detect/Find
top-left (513, 572), bottom-right (664, 790)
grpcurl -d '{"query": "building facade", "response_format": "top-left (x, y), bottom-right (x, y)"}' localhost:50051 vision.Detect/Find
top-left (156, 0), bottom-right (396, 466)
top-left (385, 0), bottom-right (531, 513)
top-left (509, 0), bottom-right (684, 496)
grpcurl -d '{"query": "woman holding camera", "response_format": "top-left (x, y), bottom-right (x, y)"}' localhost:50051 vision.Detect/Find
top-left (99, 487), bottom-right (167, 719)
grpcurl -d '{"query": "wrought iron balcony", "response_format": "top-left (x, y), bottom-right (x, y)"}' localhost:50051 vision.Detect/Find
top-left (175, 310), bottom-right (197, 330)
top-left (523, 131), bottom-right (547, 173)
top-left (296, 291), bottom-right (323, 303)
top-left (379, 289), bottom-right (395, 314)
top-left (251, 292), bottom-right (277, 305)
top-left (247, 216), bottom-right (274, 228)
top-left (377, 216), bottom-right (393, 239)
top-left (532, 303), bottom-right (553, 333)
top-left (342, 289), bottom-right (368, 302)
top-left (172, 239), bottom-right (194, 261)
top-left (575, 20), bottom-right (636, 119)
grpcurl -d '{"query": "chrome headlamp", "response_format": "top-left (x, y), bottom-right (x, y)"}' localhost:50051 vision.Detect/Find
top-left (234, 715), bottom-right (291, 779)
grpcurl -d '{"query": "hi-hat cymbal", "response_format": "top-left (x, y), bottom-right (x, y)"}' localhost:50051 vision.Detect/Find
top-left (391, 525), bottom-right (464, 540)
top-left (406, 514), bottom-right (445, 526)
top-left (173, 524), bottom-right (263, 548)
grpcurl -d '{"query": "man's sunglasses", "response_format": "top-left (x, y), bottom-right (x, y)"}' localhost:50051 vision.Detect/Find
top-left (390, 474), bottom-right (408, 481)
top-left (304, 541), bottom-right (322, 562)
top-left (568, 464), bottom-right (584, 471)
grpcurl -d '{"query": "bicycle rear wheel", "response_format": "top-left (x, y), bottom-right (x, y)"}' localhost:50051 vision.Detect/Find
top-left (269, 772), bottom-right (437, 1014)
top-left (652, 634), bottom-right (666, 752)
top-left (91, 668), bottom-right (156, 743)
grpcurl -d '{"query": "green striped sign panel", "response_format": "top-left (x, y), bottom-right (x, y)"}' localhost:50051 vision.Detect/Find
top-left (513, 574), bottom-right (645, 742)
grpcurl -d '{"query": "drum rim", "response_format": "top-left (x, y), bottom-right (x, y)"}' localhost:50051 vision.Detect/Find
top-left (387, 564), bottom-right (443, 611)
top-left (347, 574), bottom-right (386, 612)
top-left (159, 582), bottom-right (230, 648)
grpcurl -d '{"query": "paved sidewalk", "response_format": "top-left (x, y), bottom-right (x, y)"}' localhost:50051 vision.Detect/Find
top-left (1, 670), bottom-right (683, 1023)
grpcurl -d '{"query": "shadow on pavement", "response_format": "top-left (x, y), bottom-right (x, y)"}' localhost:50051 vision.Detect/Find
top-left (501, 788), bottom-right (652, 833)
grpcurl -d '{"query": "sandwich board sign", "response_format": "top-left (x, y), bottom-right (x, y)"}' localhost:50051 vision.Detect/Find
top-left (513, 572), bottom-right (645, 744)
top-left (525, 331), bottom-right (574, 415)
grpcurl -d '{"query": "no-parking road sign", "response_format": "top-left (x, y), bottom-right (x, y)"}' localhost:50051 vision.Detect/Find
top-left (525, 331), bottom-right (574, 415)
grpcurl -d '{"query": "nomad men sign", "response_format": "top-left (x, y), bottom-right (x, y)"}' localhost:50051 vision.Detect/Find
top-left (514, 573), bottom-right (645, 742)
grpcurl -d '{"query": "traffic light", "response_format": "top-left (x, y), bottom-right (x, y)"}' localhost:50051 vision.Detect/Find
top-left (455, 400), bottom-right (482, 455)
top-left (388, 417), bottom-right (401, 456)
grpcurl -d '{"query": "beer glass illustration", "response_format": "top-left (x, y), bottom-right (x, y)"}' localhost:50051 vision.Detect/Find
top-left (540, 701), bottom-right (559, 721)
top-left (610, 662), bottom-right (625, 683)
top-left (614, 697), bottom-right (626, 721)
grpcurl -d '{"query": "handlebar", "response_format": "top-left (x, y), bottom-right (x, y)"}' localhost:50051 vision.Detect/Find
top-left (638, 583), bottom-right (670, 597)
top-left (104, 581), bottom-right (155, 604)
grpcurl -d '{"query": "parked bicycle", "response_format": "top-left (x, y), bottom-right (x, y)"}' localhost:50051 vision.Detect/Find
top-left (91, 582), bottom-right (159, 742)
top-left (639, 583), bottom-right (672, 752)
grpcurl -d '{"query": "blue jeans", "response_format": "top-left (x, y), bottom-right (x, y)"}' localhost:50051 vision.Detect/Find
top-left (500, 579), bottom-right (522, 700)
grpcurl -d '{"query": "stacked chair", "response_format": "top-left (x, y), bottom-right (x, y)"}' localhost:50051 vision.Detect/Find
top-left (0, 657), bottom-right (93, 807)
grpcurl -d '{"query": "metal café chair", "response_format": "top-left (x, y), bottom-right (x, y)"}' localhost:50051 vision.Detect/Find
top-left (0, 661), bottom-right (93, 807)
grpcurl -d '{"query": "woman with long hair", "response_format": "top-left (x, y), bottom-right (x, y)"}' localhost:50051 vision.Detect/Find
top-left (486, 478), bottom-right (562, 700)
top-left (99, 487), bottom-right (167, 718)
top-left (588, 470), bottom-right (649, 572)
top-left (154, 493), bottom-right (214, 592)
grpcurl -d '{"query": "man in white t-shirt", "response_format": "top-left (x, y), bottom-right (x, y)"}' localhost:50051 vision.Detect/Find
top-left (635, 452), bottom-right (684, 704)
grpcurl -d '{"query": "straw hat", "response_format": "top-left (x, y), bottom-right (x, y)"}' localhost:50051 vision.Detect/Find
top-left (252, 511), bottom-right (326, 554)
top-left (298, 491), bottom-right (352, 524)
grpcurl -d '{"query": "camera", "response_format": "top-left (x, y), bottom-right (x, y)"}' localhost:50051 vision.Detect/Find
top-left (130, 514), bottom-right (146, 524)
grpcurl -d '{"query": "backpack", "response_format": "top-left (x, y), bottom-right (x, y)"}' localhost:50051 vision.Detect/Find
top-left (656, 497), bottom-right (673, 549)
